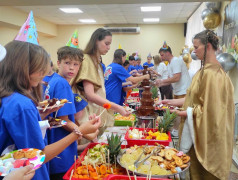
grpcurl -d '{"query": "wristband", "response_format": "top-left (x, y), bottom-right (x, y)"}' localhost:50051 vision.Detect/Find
top-left (73, 127), bottom-right (83, 140)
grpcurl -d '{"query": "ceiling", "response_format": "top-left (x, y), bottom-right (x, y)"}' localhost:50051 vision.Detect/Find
top-left (1, 0), bottom-right (219, 25)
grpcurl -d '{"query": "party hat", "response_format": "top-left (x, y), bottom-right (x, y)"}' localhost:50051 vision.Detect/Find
top-left (15, 11), bottom-right (39, 45)
top-left (134, 51), bottom-right (139, 60)
top-left (66, 30), bottom-right (79, 48)
top-left (147, 52), bottom-right (152, 58)
top-left (162, 41), bottom-right (168, 50)
top-left (118, 43), bottom-right (122, 49)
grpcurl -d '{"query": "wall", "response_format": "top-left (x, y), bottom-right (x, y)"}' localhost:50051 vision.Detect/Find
top-left (39, 24), bottom-right (185, 65)
top-left (0, 7), bottom-right (185, 67)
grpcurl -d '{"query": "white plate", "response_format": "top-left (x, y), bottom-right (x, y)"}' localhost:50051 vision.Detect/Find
top-left (50, 120), bottom-right (67, 128)
top-left (37, 104), bottom-right (64, 110)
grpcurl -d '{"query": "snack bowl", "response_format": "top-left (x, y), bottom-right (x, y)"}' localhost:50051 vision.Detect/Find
top-left (117, 146), bottom-right (190, 179)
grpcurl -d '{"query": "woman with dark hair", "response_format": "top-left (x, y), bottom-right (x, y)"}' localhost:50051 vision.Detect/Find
top-left (162, 30), bottom-right (234, 180)
top-left (105, 49), bottom-right (150, 105)
top-left (71, 28), bottom-right (129, 129)
top-left (0, 40), bottom-right (101, 180)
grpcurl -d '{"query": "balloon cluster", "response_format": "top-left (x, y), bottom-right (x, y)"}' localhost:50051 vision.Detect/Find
top-left (217, 53), bottom-right (236, 72)
top-left (181, 45), bottom-right (194, 69)
top-left (201, 2), bottom-right (221, 29)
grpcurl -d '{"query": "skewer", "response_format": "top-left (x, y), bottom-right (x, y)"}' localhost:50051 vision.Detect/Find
top-left (69, 169), bottom-right (74, 180)
top-left (126, 168), bottom-right (131, 180)
top-left (74, 155), bottom-right (76, 173)
top-left (107, 149), bottom-right (110, 170)
top-left (85, 159), bottom-right (89, 177)
top-left (98, 108), bottom-right (106, 117)
top-left (43, 104), bottom-right (49, 112)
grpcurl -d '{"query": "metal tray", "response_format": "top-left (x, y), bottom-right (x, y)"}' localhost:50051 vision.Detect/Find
top-left (117, 148), bottom-right (190, 179)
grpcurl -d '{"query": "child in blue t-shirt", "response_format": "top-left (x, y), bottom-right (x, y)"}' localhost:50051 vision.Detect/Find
top-left (0, 41), bottom-right (101, 180)
top-left (143, 53), bottom-right (154, 68)
top-left (44, 46), bottom-right (98, 179)
top-left (42, 61), bottom-right (55, 93)
top-left (105, 49), bottom-right (150, 105)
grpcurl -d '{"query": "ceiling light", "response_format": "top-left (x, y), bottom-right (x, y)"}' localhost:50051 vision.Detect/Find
top-left (59, 8), bottom-right (83, 13)
top-left (143, 18), bottom-right (160, 22)
top-left (79, 19), bottom-right (96, 23)
top-left (141, 6), bottom-right (161, 12)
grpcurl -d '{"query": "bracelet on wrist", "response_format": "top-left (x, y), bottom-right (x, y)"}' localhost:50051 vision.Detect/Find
top-left (73, 127), bottom-right (83, 140)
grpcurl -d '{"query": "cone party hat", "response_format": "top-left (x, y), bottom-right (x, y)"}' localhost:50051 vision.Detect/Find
top-left (66, 30), bottom-right (79, 48)
top-left (15, 11), bottom-right (39, 45)
top-left (162, 41), bottom-right (168, 50)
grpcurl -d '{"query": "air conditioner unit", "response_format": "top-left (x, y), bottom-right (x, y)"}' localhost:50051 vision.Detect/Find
top-left (104, 27), bottom-right (140, 34)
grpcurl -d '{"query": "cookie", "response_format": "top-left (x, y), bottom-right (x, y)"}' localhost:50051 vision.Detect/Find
top-left (13, 150), bottom-right (25, 159)
top-left (24, 150), bottom-right (37, 159)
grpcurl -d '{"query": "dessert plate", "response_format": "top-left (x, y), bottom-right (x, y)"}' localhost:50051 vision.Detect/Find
top-left (50, 120), bottom-right (67, 128)
top-left (0, 148), bottom-right (45, 176)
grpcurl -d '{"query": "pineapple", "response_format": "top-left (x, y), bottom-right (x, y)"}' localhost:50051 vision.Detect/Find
top-left (151, 86), bottom-right (158, 99)
top-left (106, 133), bottom-right (122, 164)
top-left (158, 109), bottom-right (177, 133)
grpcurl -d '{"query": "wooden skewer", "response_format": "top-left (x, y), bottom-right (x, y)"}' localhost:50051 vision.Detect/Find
top-left (126, 168), bottom-right (131, 180)
top-left (43, 104), bottom-right (49, 112)
top-left (107, 149), bottom-right (110, 170)
top-left (69, 169), bottom-right (74, 180)
top-left (74, 155), bottom-right (76, 173)
top-left (98, 108), bottom-right (106, 117)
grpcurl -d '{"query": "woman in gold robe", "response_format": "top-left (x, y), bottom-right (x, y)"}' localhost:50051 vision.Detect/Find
top-left (71, 28), bottom-right (130, 133)
top-left (162, 30), bottom-right (234, 180)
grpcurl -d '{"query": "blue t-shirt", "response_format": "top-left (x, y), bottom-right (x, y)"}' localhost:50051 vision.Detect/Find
top-left (104, 63), bottom-right (131, 105)
top-left (74, 93), bottom-right (88, 112)
top-left (45, 73), bottom-right (77, 174)
top-left (0, 93), bottom-right (49, 180)
top-left (135, 64), bottom-right (143, 70)
top-left (42, 73), bottom-right (55, 94)
top-left (127, 65), bottom-right (136, 73)
top-left (143, 62), bottom-right (154, 67)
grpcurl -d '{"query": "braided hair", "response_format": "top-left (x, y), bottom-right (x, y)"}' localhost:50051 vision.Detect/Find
top-left (193, 30), bottom-right (219, 68)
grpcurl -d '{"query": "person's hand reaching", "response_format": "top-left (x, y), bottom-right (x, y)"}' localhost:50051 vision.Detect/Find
top-left (3, 164), bottom-right (35, 180)
top-left (79, 114), bottom-right (101, 135)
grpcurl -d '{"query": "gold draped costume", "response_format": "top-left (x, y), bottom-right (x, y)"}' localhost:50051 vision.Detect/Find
top-left (179, 63), bottom-right (234, 180)
top-left (72, 54), bottom-right (114, 128)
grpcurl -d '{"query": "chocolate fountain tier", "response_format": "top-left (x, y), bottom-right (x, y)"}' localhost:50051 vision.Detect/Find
top-left (137, 86), bottom-right (155, 116)
top-left (140, 99), bottom-right (154, 106)
top-left (141, 80), bottom-right (150, 87)
top-left (137, 106), bottom-right (155, 116)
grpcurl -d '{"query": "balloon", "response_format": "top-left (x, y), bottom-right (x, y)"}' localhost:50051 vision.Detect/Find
top-left (182, 48), bottom-right (190, 55)
top-left (205, 2), bottom-right (221, 12)
top-left (189, 47), bottom-right (194, 54)
top-left (203, 12), bottom-right (221, 29)
top-left (217, 53), bottom-right (236, 72)
top-left (183, 53), bottom-right (192, 63)
top-left (201, 9), bottom-right (213, 20)
top-left (191, 51), bottom-right (198, 60)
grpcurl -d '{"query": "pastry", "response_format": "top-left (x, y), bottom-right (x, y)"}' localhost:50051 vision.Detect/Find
top-left (24, 150), bottom-right (37, 159)
top-left (13, 150), bottom-right (25, 159)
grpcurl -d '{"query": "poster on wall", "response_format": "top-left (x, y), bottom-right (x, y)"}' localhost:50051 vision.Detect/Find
top-left (222, 0), bottom-right (238, 61)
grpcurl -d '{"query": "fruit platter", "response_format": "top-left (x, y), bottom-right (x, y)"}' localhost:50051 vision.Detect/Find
top-left (155, 104), bottom-right (183, 111)
top-left (117, 145), bottom-right (190, 178)
top-left (125, 128), bottom-right (171, 147)
top-left (63, 134), bottom-right (126, 180)
top-left (114, 114), bottom-right (136, 127)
